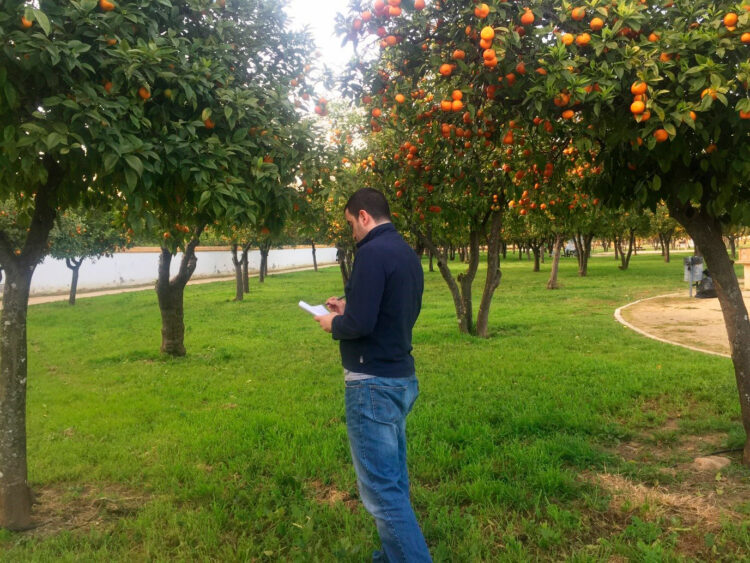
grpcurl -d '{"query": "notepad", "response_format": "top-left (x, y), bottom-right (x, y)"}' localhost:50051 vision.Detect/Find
top-left (298, 300), bottom-right (329, 316)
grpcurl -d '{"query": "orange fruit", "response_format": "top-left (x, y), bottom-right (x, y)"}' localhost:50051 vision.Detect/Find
top-left (590, 17), bottom-right (604, 31)
top-left (372, 108), bottom-right (382, 117)
top-left (520, 8), bottom-right (535, 26)
top-left (515, 61), bottom-right (526, 75)
top-left (414, 0), bottom-right (425, 9)
top-left (385, 35), bottom-right (397, 46)
top-left (480, 26), bottom-right (495, 41)
top-left (553, 92), bottom-right (570, 107)
top-left (659, 52), bottom-right (672, 62)
top-left (440, 100), bottom-right (452, 111)
top-left (104, 81), bottom-right (113, 93)
top-left (451, 89), bottom-right (463, 101)
top-left (479, 38), bottom-right (493, 49)
top-left (740, 110), bottom-right (750, 119)
top-left (571, 7), bottom-right (586, 20)
top-left (395, 93), bottom-right (406, 103)
top-left (561, 33), bottom-right (574, 45)
top-left (484, 57), bottom-right (498, 68)
top-left (535, 67), bottom-right (547, 75)
top-left (138, 86), bottom-right (150, 100)
top-left (562, 109), bottom-right (575, 119)
top-left (640, 110), bottom-right (651, 121)
top-left (706, 144), bottom-right (717, 153)
top-left (701, 88), bottom-right (717, 99)
top-left (689, 111), bottom-right (697, 121)
top-left (724, 12), bottom-right (738, 27)
top-left (575, 33), bottom-right (591, 46)
top-left (630, 81), bottom-right (647, 95)
top-left (21, 16), bottom-right (33, 28)
top-left (439, 63), bottom-right (453, 76)
top-left (452, 100), bottom-right (464, 112)
top-left (653, 129), bottom-right (669, 142)
top-left (648, 32), bottom-right (660, 41)
top-left (453, 49), bottom-right (466, 60)
top-left (204, 118), bottom-right (216, 129)
top-left (483, 48), bottom-right (496, 61)
top-left (742, 32), bottom-right (750, 44)
top-left (99, 0), bottom-right (116, 11)
top-left (630, 101), bottom-right (645, 114)
top-left (474, 3), bottom-right (490, 18)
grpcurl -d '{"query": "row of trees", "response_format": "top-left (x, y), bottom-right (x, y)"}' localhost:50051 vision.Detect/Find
top-left (0, 0), bottom-right (334, 529)
top-left (324, 0), bottom-right (749, 463)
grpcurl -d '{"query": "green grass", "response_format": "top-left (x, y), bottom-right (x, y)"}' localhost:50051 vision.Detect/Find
top-left (2, 252), bottom-right (749, 561)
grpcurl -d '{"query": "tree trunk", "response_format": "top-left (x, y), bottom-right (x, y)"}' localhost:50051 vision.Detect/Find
top-left (501, 242), bottom-right (507, 259)
top-left (476, 211), bottom-right (503, 338)
top-left (336, 243), bottom-right (351, 287)
top-left (619, 228), bottom-right (635, 270)
top-left (311, 241), bottom-right (318, 272)
top-left (155, 227), bottom-right (204, 357)
top-left (231, 244), bottom-right (243, 301)
top-left (259, 242), bottom-right (270, 283)
top-left (531, 243), bottom-right (541, 272)
top-left (547, 234), bottom-right (563, 290)
top-left (241, 242), bottom-right (251, 294)
top-left (417, 229), bottom-right (477, 334)
top-left (574, 232), bottom-right (593, 276)
top-left (65, 258), bottom-right (83, 306)
top-left (0, 163), bottom-right (60, 530)
top-left (669, 200), bottom-right (750, 466)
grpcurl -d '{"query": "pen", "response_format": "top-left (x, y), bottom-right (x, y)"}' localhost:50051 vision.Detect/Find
top-left (337, 295), bottom-right (346, 300)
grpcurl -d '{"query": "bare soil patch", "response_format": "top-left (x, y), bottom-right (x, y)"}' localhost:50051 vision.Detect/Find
top-left (24, 483), bottom-right (150, 538)
top-left (583, 419), bottom-right (750, 559)
top-left (618, 291), bottom-right (750, 357)
top-left (308, 479), bottom-right (359, 513)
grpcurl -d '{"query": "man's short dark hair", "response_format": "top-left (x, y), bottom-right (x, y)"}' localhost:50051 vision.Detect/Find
top-left (345, 188), bottom-right (391, 221)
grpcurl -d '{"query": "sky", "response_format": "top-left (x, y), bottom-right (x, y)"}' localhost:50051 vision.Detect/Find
top-left (284, 0), bottom-right (355, 74)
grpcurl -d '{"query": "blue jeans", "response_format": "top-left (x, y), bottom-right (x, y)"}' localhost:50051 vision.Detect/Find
top-left (345, 375), bottom-right (431, 562)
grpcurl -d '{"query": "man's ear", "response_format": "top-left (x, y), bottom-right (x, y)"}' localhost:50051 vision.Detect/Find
top-left (359, 209), bottom-right (369, 223)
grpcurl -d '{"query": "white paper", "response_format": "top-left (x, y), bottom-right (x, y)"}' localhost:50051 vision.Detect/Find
top-left (298, 300), bottom-right (329, 316)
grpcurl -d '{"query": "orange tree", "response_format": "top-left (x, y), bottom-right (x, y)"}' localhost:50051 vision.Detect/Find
top-left (0, 0), bottom-right (310, 528)
top-left (515, 0), bottom-right (750, 462)
top-left (49, 207), bottom-right (129, 305)
top-left (337, 0), bottom-right (596, 336)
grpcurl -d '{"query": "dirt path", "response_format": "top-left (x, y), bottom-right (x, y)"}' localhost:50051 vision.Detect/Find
top-left (615, 290), bottom-right (750, 358)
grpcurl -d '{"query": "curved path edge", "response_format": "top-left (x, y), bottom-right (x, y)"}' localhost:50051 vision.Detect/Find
top-left (614, 293), bottom-right (731, 359)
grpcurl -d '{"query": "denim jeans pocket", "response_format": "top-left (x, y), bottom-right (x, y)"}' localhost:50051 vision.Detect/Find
top-left (368, 385), bottom-right (408, 424)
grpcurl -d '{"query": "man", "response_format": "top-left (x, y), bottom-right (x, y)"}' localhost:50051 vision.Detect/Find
top-left (314, 188), bottom-right (431, 562)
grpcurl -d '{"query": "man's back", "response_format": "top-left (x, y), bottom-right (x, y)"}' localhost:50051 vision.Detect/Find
top-left (332, 223), bottom-right (424, 377)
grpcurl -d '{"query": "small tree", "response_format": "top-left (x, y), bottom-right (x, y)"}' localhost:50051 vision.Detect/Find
top-left (49, 209), bottom-right (128, 305)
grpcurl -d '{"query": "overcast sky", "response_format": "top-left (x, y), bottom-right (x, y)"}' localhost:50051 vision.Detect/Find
top-left (284, 0), bottom-right (355, 74)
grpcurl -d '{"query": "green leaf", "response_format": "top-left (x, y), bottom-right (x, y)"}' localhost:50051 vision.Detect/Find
top-left (46, 132), bottom-right (66, 150)
top-left (652, 175), bottom-right (662, 191)
top-left (32, 9), bottom-right (50, 36)
top-left (125, 168), bottom-right (137, 191)
top-left (201, 108), bottom-right (212, 122)
top-left (103, 152), bottom-right (119, 173)
top-left (80, 0), bottom-right (98, 12)
top-left (664, 123), bottom-right (676, 137)
top-left (124, 155), bottom-right (144, 177)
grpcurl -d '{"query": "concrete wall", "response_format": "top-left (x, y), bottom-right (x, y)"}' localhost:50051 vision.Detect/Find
top-left (28, 246), bottom-right (337, 296)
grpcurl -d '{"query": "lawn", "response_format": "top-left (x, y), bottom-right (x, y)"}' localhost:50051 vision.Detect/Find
top-left (1, 251), bottom-right (748, 561)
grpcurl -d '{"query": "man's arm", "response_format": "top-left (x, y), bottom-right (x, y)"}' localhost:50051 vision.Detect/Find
top-left (331, 250), bottom-right (385, 340)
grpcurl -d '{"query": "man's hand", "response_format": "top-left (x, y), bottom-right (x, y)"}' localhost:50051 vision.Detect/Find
top-left (314, 312), bottom-right (339, 333)
top-left (325, 296), bottom-right (346, 315)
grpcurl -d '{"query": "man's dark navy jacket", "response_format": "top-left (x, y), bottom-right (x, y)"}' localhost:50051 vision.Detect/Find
top-left (331, 222), bottom-right (424, 377)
